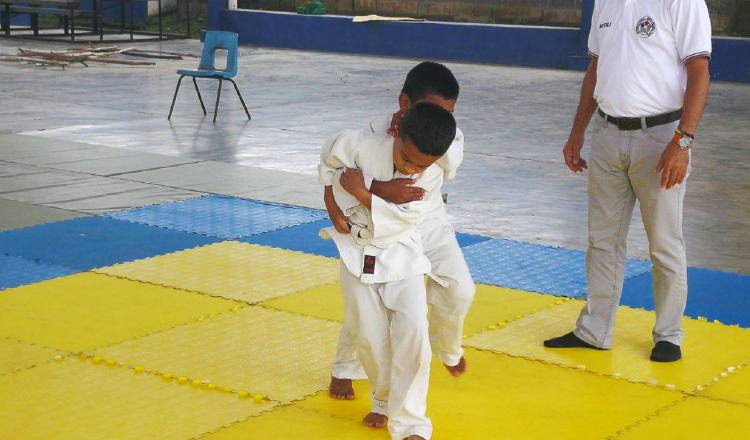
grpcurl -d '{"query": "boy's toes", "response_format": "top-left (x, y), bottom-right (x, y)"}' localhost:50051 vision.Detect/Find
top-left (328, 376), bottom-right (355, 400)
top-left (362, 412), bottom-right (388, 428)
top-left (444, 356), bottom-right (467, 377)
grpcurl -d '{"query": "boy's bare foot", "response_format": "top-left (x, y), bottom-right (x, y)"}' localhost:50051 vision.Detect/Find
top-left (444, 356), bottom-right (467, 377)
top-left (362, 412), bottom-right (388, 428)
top-left (328, 376), bottom-right (355, 400)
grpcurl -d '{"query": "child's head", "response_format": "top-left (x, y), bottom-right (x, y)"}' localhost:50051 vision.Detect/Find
top-left (393, 102), bottom-right (456, 175)
top-left (400, 61), bottom-right (459, 114)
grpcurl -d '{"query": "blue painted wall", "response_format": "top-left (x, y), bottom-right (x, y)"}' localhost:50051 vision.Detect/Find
top-left (208, 0), bottom-right (226, 31)
top-left (711, 37), bottom-right (750, 83)
top-left (213, 8), bottom-right (750, 83)
top-left (222, 10), bottom-right (580, 70)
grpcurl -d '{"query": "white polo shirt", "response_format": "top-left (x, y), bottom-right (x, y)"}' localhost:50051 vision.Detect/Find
top-left (589, 0), bottom-right (712, 117)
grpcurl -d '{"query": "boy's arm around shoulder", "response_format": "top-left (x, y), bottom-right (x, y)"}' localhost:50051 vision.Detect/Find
top-left (369, 164), bottom-right (443, 239)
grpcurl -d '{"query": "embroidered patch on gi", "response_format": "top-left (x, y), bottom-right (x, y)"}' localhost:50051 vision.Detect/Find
top-left (635, 16), bottom-right (656, 38)
top-left (363, 255), bottom-right (376, 274)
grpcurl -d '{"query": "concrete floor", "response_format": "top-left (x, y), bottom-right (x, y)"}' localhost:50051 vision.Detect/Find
top-left (0, 37), bottom-right (748, 273)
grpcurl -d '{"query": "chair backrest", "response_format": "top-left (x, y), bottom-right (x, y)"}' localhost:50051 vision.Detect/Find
top-left (198, 31), bottom-right (239, 77)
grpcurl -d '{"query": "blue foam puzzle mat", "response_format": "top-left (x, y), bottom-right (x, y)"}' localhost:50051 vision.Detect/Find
top-left (462, 238), bottom-right (652, 297)
top-left (455, 232), bottom-right (492, 248)
top-left (0, 216), bottom-right (218, 271)
top-left (107, 196), bottom-right (328, 239)
top-left (0, 254), bottom-right (78, 290)
top-left (245, 220), bottom-right (495, 258)
top-left (621, 268), bottom-right (750, 327)
top-left (243, 219), bottom-right (339, 258)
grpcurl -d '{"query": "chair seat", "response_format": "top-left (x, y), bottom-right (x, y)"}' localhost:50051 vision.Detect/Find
top-left (176, 69), bottom-right (234, 79)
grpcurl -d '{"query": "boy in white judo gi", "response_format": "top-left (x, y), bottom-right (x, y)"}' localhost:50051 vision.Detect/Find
top-left (320, 103), bottom-right (457, 440)
top-left (324, 61), bottom-right (475, 401)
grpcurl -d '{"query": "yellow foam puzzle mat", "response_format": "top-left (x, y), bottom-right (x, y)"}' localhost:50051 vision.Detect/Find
top-left (95, 241), bottom-right (340, 304)
top-left (0, 337), bottom-right (62, 376)
top-left (461, 284), bottom-right (564, 337)
top-left (260, 283), bottom-right (563, 339)
top-left (260, 283), bottom-right (345, 322)
top-left (92, 306), bottom-right (341, 403)
top-left (0, 359), bottom-right (275, 440)
top-left (200, 406), bottom-right (383, 440)
top-left (614, 396), bottom-right (750, 439)
top-left (0, 272), bottom-right (238, 352)
top-left (293, 348), bottom-right (682, 439)
top-left (464, 300), bottom-right (750, 392)
top-left (698, 362), bottom-right (750, 406)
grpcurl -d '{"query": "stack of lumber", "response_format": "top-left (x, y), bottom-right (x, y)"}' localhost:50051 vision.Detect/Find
top-left (0, 45), bottom-right (198, 69)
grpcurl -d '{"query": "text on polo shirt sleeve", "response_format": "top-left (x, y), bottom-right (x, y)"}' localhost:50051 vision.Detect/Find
top-left (587, 0), bottom-right (601, 57)
top-left (671, 0), bottom-right (712, 63)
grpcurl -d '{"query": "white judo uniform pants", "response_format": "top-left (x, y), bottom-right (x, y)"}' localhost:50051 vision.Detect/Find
top-left (340, 264), bottom-right (433, 440)
top-left (575, 115), bottom-right (689, 349)
top-left (333, 218), bottom-right (475, 378)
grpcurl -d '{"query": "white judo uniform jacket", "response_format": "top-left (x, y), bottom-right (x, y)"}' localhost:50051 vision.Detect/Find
top-left (318, 127), bottom-right (447, 284)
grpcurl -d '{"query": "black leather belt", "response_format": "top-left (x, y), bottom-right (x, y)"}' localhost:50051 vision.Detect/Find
top-left (597, 108), bottom-right (682, 131)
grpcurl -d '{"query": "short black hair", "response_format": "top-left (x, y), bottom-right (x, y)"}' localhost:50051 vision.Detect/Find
top-left (399, 102), bottom-right (456, 157)
top-left (401, 61), bottom-right (459, 102)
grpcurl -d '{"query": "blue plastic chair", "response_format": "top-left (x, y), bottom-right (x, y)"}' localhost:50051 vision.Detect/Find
top-left (168, 31), bottom-right (251, 123)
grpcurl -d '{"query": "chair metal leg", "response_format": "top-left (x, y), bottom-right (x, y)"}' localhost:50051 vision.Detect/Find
top-left (213, 78), bottom-right (222, 124)
top-left (168, 75), bottom-right (184, 120)
top-left (119, 0), bottom-right (125, 33)
top-left (192, 77), bottom-right (206, 115)
top-left (129, 0), bottom-right (133, 41)
top-left (3, 4), bottom-right (10, 37)
top-left (157, 0), bottom-right (162, 40)
top-left (228, 79), bottom-right (251, 120)
top-left (97, 0), bottom-right (103, 41)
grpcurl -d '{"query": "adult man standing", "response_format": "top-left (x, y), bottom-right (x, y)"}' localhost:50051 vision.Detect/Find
top-left (544, 0), bottom-right (712, 362)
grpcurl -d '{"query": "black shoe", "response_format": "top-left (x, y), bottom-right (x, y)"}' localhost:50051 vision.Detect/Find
top-left (544, 332), bottom-right (603, 349)
top-left (650, 341), bottom-right (682, 362)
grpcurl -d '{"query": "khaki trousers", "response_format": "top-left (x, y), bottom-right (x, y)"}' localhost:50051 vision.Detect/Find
top-left (575, 114), bottom-right (689, 349)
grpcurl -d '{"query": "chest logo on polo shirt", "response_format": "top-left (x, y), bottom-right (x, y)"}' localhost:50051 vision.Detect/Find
top-left (635, 16), bottom-right (656, 38)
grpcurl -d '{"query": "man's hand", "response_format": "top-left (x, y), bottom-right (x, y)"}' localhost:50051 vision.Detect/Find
top-left (371, 179), bottom-right (425, 204)
top-left (563, 58), bottom-right (596, 174)
top-left (386, 110), bottom-right (407, 138)
top-left (655, 142), bottom-right (690, 189)
top-left (323, 186), bottom-right (350, 234)
top-left (563, 135), bottom-right (588, 173)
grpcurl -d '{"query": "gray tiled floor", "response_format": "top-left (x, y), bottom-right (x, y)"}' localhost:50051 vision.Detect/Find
top-left (0, 38), bottom-right (748, 272)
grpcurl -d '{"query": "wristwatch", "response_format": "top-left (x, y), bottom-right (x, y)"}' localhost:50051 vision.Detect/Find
top-left (673, 128), bottom-right (695, 150)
